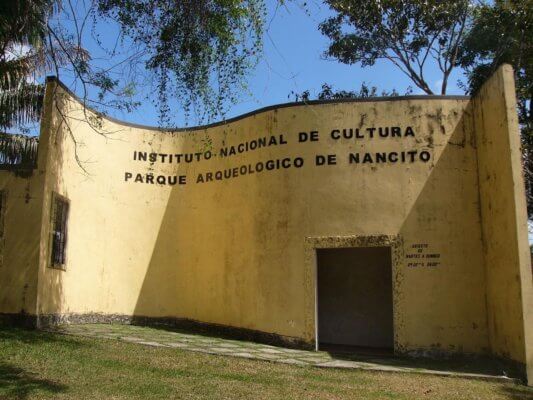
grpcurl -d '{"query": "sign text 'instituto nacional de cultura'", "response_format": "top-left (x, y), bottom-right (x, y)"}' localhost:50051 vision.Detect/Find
top-left (1, 65), bottom-right (532, 384)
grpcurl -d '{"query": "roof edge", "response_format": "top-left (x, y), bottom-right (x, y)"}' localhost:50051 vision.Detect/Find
top-left (45, 76), bottom-right (471, 133)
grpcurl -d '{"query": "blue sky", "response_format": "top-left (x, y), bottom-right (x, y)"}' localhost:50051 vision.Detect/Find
top-left (61, 0), bottom-right (466, 128)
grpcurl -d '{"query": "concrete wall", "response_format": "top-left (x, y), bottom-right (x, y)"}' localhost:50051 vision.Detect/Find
top-left (473, 65), bottom-right (533, 383)
top-left (0, 171), bottom-right (42, 315)
top-left (0, 85), bottom-right (54, 318)
top-left (34, 79), bottom-right (488, 355)
top-left (0, 65), bottom-right (530, 382)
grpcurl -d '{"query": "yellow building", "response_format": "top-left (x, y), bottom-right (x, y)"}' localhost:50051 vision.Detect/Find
top-left (0, 65), bottom-right (532, 384)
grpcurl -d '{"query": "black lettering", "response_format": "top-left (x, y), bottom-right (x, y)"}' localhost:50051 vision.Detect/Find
top-left (391, 127), bottom-right (401, 137)
top-left (376, 153), bottom-right (387, 163)
top-left (294, 157), bottom-right (304, 168)
top-left (316, 155), bottom-right (326, 166)
top-left (363, 153), bottom-right (373, 163)
top-left (420, 151), bottom-right (431, 162)
top-left (349, 153), bottom-right (360, 164)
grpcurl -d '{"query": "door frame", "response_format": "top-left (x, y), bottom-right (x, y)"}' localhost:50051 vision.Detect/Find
top-left (303, 235), bottom-right (402, 352)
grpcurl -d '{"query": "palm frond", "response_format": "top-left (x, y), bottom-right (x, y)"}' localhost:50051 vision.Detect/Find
top-left (0, 0), bottom-right (57, 50)
top-left (0, 82), bottom-right (45, 129)
top-left (0, 132), bottom-right (39, 167)
top-left (0, 57), bottom-right (34, 91)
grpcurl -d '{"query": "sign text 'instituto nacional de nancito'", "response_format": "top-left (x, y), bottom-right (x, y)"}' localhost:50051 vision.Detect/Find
top-left (0, 65), bottom-right (532, 384)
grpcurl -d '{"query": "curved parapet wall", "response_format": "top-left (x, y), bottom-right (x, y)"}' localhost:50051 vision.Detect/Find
top-left (0, 66), bottom-right (531, 382)
top-left (40, 79), bottom-right (485, 347)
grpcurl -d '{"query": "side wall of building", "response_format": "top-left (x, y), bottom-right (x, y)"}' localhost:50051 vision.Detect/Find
top-left (473, 65), bottom-right (533, 383)
top-left (0, 87), bottom-right (54, 320)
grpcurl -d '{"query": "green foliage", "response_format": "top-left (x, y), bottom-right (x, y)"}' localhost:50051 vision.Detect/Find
top-left (460, 0), bottom-right (531, 128)
top-left (319, 0), bottom-right (471, 95)
top-left (0, 0), bottom-right (54, 130)
top-left (0, 0), bottom-right (56, 51)
top-left (1, 0), bottom-right (266, 132)
top-left (0, 83), bottom-right (44, 130)
top-left (290, 82), bottom-right (411, 102)
top-left (460, 0), bottom-right (533, 215)
top-left (0, 132), bottom-right (39, 167)
top-left (97, 0), bottom-right (265, 124)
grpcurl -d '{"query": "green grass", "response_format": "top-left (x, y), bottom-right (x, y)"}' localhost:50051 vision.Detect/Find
top-left (0, 326), bottom-right (532, 400)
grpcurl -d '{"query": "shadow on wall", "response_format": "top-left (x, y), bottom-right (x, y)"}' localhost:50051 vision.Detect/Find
top-left (130, 100), bottom-right (489, 347)
top-left (131, 118), bottom-right (298, 335)
top-left (396, 102), bottom-right (489, 356)
top-left (37, 94), bottom-right (68, 320)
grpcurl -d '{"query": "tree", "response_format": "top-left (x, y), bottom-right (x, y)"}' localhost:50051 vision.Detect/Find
top-left (0, 0), bottom-right (59, 130)
top-left (96, 0), bottom-right (264, 124)
top-left (459, 0), bottom-right (533, 215)
top-left (0, 0), bottom-right (265, 132)
top-left (319, 0), bottom-right (471, 95)
top-left (290, 82), bottom-right (410, 102)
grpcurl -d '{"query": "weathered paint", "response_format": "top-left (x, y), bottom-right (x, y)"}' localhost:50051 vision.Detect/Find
top-left (0, 65), bottom-right (530, 383)
top-left (473, 65), bottom-right (533, 384)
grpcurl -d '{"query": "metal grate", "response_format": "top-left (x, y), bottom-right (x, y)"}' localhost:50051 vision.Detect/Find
top-left (0, 133), bottom-right (39, 168)
top-left (51, 195), bottom-right (69, 267)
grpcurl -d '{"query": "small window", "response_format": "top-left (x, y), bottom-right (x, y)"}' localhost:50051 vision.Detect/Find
top-left (50, 194), bottom-right (69, 268)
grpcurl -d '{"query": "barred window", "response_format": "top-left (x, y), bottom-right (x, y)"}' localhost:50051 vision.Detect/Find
top-left (50, 194), bottom-right (69, 267)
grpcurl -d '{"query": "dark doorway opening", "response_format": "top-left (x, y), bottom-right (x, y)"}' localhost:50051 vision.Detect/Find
top-left (317, 246), bottom-right (393, 353)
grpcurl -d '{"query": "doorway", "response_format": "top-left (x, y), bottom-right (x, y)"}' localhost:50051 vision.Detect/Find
top-left (316, 246), bottom-right (393, 352)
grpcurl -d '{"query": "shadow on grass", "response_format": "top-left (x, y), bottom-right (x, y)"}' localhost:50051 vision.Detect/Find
top-left (322, 348), bottom-right (520, 378)
top-left (0, 325), bottom-right (85, 348)
top-left (0, 363), bottom-right (67, 399)
top-left (500, 385), bottom-right (533, 400)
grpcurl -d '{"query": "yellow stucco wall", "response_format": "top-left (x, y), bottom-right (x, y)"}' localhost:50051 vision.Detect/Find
top-left (0, 84), bottom-right (55, 316)
top-left (473, 65), bottom-right (533, 383)
top-left (36, 80), bottom-right (489, 352)
top-left (0, 171), bottom-right (42, 314)
top-left (0, 65), bottom-right (531, 381)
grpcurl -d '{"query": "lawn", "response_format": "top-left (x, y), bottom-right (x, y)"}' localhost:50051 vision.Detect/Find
top-left (0, 326), bottom-right (532, 400)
